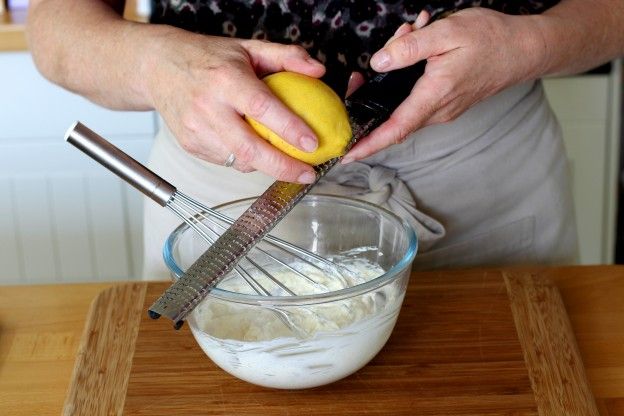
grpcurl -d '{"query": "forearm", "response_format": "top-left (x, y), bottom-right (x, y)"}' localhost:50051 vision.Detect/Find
top-left (27, 0), bottom-right (169, 110)
top-left (532, 0), bottom-right (624, 77)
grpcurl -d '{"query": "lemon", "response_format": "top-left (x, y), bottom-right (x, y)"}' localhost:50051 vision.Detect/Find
top-left (245, 72), bottom-right (352, 166)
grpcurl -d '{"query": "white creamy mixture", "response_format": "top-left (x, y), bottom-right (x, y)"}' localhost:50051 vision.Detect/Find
top-left (188, 257), bottom-right (405, 389)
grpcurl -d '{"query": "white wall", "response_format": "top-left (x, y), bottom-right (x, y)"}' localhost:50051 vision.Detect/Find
top-left (543, 61), bottom-right (622, 264)
top-left (0, 51), bottom-right (155, 283)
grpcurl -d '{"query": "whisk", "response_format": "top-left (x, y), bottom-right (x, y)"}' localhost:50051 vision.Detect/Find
top-left (65, 122), bottom-right (355, 299)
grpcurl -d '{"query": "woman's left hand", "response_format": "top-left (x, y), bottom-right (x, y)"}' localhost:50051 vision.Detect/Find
top-left (343, 7), bottom-right (547, 163)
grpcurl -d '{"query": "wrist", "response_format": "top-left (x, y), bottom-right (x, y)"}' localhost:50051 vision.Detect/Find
top-left (125, 22), bottom-right (175, 110)
top-left (524, 13), bottom-right (582, 78)
top-left (515, 14), bottom-right (553, 81)
top-left (131, 23), bottom-right (215, 110)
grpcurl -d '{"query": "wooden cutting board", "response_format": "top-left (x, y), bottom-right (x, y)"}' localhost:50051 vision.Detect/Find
top-left (62, 269), bottom-right (598, 415)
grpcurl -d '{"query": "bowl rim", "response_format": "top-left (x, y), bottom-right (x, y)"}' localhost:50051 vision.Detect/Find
top-left (163, 194), bottom-right (418, 306)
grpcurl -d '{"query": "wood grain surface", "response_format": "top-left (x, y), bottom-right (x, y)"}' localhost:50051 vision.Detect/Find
top-left (0, 282), bottom-right (115, 415)
top-left (60, 270), bottom-right (598, 415)
top-left (504, 271), bottom-right (599, 415)
top-left (62, 283), bottom-right (147, 416)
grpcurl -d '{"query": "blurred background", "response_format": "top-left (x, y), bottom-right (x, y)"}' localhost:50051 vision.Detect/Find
top-left (1, 1), bottom-right (623, 284)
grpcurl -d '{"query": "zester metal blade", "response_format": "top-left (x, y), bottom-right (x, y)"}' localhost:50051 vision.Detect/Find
top-left (149, 63), bottom-right (427, 328)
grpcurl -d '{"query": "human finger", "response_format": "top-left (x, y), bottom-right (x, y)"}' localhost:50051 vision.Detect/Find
top-left (219, 66), bottom-right (320, 154)
top-left (185, 132), bottom-right (257, 173)
top-left (384, 23), bottom-right (413, 47)
top-left (370, 22), bottom-right (456, 72)
top-left (384, 9), bottom-right (432, 49)
top-left (243, 40), bottom-right (326, 78)
top-left (414, 9), bottom-right (431, 29)
top-left (345, 71), bottom-right (366, 97)
top-left (342, 78), bottom-right (443, 162)
top-left (207, 109), bottom-right (317, 183)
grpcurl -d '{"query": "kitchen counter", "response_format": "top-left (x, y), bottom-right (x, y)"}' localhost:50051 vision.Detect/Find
top-left (0, 266), bottom-right (623, 415)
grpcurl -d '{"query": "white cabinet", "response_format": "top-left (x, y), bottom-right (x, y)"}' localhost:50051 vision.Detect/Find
top-left (543, 61), bottom-right (622, 264)
top-left (0, 51), bottom-right (155, 284)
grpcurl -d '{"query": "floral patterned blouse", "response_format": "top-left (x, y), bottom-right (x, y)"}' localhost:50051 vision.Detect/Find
top-left (150, 0), bottom-right (560, 94)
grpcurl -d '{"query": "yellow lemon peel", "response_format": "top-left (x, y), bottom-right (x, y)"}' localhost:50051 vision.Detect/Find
top-left (245, 72), bottom-right (352, 166)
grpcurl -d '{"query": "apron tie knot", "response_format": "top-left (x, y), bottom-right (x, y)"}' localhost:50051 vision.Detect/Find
top-left (315, 162), bottom-right (446, 251)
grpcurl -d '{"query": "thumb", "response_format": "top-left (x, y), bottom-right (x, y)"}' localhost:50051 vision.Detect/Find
top-left (344, 77), bottom-right (441, 161)
top-left (370, 21), bottom-right (451, 72)
top-left (243, 40), bottom-right (326, 78)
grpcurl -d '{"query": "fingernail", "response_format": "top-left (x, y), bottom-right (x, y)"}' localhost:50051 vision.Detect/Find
top-left (297, 171), bottom-right (317, 184)
top-left (341, 155), bottom-right (355, 164)
top-left (300, 134), bottom-right (317, 152)
top-left (371, 51), bottom-right (390, 70)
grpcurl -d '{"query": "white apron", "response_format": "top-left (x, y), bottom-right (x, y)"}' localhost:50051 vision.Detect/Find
top-left (142, 80), bottom-right (578, 280)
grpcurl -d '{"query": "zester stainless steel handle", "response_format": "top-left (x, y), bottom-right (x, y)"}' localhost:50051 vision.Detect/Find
top-left (65, 121), bottom-right (176, 206)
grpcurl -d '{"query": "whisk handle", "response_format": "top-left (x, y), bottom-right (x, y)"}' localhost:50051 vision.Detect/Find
top-left (65, 121), bottom-right (176, 206)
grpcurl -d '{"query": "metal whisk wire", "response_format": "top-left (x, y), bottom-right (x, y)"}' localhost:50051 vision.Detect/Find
top-left (65, 121), bottom-right (352, 298)
top-left (168, 191), bottom-right (350, 296)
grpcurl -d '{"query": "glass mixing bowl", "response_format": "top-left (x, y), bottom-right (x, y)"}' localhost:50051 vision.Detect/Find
top-left (164, 194), bottom-right (417, 389)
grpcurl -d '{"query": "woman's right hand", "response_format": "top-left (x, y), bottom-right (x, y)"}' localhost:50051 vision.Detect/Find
top-left (141, 30), bottom-right (325, 183)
